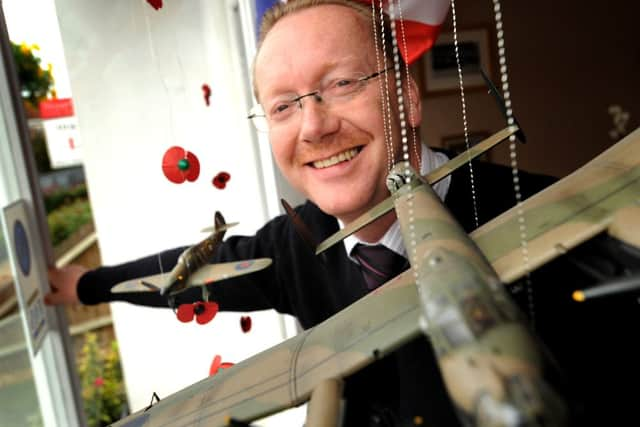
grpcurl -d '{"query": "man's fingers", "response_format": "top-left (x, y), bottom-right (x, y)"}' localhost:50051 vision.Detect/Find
top-left (44, 292), bottom-right (58, 306)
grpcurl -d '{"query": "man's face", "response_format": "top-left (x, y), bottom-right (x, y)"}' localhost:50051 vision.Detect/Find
top-left (254, 5), bottom-right (420, 223)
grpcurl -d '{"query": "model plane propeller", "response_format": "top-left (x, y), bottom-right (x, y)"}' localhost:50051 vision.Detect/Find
top-left (111, 211), bottom-right (272, 306)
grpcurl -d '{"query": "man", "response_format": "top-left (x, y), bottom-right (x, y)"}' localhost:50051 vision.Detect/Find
top-left (46, 1), bottom-right (560, 425)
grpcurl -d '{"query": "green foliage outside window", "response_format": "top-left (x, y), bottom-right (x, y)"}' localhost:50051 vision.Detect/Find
top-left (46, 198), bottom-right (92, 247)
top-left (44, 183), bottom-right (88, 213)
top-left (78, 332), bottom-right (127, 427)
top-left (10, 41), bottom-right (55, 109)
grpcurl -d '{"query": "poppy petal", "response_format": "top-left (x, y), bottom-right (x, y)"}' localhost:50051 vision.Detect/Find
top-left (147, 0), bottom-right (162, 10)
top-left (162, 146), bottom-right (186, 184)
top-left (209, 355), bottom-right (222, 376)
top-left (202, 84), bottom-right (211, 106)
top-left (195, 301), bottom-right (219, 325)
top-left (240, 316), bottom-right (252, 333)
top-left (212, 172), bottom-right (230, 189)
top-left (176, 304), bottom-right (195, 323)
top-left (185, 151), bottom-right (200, 182)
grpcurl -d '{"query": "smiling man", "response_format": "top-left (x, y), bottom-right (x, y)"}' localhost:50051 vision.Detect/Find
top-left (45, 1), bottom-right (559, 425)
top-left (253, 2), bottom-right (418, 238)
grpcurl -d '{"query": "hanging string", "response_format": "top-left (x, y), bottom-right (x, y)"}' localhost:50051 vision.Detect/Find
top-left (142, 9), bottom-right (189, 283)
top-left (388, 7), bottom-right (410, 176)
top-left (450, 0), bottom-right (479, 229)
top-left (376, 0), bottom-right (397, 170)
top-left (395, 0), bottom-right (421, 173)
top-left (492, 0), bottom-right (535, 327)
top-left (371, 1), bottom-right (394, 172)
top-left (384, 0), bottom-right (419, 273)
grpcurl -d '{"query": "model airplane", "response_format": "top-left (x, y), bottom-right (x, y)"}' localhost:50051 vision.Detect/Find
top-left (109, 127), bottom-right (640, 427)
top-left (111, 211), bottom-right (272, 307)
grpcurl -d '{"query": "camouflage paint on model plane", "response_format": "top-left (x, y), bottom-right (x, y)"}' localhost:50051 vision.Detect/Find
top-left (111, 127), bottom-right (640, 427)
top-left (111, 211), bottom-right (272, 306)
top-left (390, 162), bottom-right (568, 426)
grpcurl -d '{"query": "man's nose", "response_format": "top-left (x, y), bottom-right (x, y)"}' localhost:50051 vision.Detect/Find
top-left (298, 93), bottom-right (339, 143)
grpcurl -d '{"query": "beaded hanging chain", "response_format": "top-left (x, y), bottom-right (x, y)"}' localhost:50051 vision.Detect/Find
top-left (492, 0), bottom-right (535, 326)
top-left (450, 0), bottom-right (479, 229)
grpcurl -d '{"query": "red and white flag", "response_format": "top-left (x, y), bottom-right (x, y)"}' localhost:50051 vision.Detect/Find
top-left (355, 0), bottom-right (451, 64)
top-left (272, 0), bottom-right (450, 64)
top-left (392, 0), bottom-right (450, 64)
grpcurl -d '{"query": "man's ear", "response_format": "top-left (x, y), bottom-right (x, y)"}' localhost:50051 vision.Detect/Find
top-left (406, 76), bottom-right (422, 128)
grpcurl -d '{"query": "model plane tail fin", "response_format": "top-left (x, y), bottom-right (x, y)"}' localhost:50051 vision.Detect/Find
top-left (201, 211), bottom-right (239, 234)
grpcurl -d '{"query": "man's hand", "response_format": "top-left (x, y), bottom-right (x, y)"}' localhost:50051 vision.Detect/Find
top-left (45, 264), bottom-right (88, 305)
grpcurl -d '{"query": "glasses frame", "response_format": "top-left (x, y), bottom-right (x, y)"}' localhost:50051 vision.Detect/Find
top-left (247, 66), bottom-right (392, 132)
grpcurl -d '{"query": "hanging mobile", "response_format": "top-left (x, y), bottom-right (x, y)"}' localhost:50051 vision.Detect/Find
top-left (162, 146), bottom-right (200, 184)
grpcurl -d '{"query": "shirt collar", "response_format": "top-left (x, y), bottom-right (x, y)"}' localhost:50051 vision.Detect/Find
top-left (342, 144), bottom-right (451, 259)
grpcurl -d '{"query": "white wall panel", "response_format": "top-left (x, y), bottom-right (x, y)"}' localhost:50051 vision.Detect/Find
top-left (55, 0), bottom-right (292, 414)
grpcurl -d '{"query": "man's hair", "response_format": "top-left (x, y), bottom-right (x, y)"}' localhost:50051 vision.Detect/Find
top-left (253, 0), bottom-right (404, 100)
top-left (258, 0), bottom-right (372, 46)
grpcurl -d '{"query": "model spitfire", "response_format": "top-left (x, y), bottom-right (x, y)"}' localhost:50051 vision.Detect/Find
top-left (111, 211), bottom-right (272, 307)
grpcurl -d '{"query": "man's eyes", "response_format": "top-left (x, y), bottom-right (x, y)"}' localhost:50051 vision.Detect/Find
top-left (334, 78), bottom-right (357, 87)
top-left (274, 103), bottom-right (291, 113)
top-left (269, 101), bottom-right (293, 118)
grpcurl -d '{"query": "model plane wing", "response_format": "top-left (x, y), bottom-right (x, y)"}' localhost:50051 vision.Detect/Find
top-left (472, 127), bottom-right (640, 284)
top-left (111, 273), bottom-right (169, 293)
top-left (315, 125), bottom-right (521, 254)
top-left (111, 258), bottom-right (273, 294)
top-left (112, 131), bottom-right (639, 426)
top-left (110, 267), bottom-right (421, 426)
top-left (186, 258), bottom-right (273, 285)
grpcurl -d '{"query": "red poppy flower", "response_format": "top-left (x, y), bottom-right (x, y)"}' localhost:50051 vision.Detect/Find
top-left (202, 84), bottom-right (211, 106)
top-left (195, 301), bottom-right (219, 325)
top-left (209, 355), bottom-right (235, 377)
top-left (212, 172), bottom-right (231, 189)
top-left (240, 315), bottom-right (252, 333)
top-left (146, 0), bottom-right (162, 10)
top-left (176, 304), bottom-right (195, 323)
top-left (94, 377), bottom-right (104, 387)
top-left (176, 301), bottom-right (219, 325)
top-left (162, 146), bottom-right (200, 184)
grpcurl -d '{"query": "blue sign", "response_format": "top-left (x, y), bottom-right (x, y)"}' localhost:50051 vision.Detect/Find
top-left (13, 220), bottom-right (31, 276)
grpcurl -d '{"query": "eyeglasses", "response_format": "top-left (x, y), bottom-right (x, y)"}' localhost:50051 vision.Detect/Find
top-left (247, 67), bottom-right (391, 132)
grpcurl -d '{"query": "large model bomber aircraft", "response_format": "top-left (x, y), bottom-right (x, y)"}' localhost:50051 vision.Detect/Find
top-left (110, 123), bottom-right (640, 426)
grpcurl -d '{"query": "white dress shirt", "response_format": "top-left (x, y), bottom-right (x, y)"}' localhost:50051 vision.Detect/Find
top-left (343, 144), bottom-right (451, 260)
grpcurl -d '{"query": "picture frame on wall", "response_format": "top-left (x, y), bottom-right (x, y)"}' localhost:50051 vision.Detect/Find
top-left (423, 27), bottom-right (493, 95)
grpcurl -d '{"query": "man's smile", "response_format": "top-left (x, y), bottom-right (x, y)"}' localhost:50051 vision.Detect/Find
top-left (308, 146), bottom-right (363, 169)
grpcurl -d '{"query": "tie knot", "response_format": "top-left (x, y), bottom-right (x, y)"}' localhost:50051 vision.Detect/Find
top-left (351, 244), bottom-right (408, 290)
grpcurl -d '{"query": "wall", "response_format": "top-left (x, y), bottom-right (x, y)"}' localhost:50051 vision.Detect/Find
top-left (420, 0), bottom-right (639, 178)
top-left (54, 0), bottom-right (292, 416)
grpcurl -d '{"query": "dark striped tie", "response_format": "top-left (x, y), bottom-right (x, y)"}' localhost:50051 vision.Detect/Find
top-left (351, 243), bottom-right (409, 290)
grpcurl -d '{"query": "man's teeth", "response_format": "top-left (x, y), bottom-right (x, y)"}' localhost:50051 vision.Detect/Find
top-left (312, 148), bottom-right (359, 169)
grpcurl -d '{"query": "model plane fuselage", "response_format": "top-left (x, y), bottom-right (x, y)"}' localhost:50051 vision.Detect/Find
top-left (161, 229), bottom-right (226, 296)
top-left (111, 212), bottom-right (272, 300)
